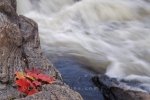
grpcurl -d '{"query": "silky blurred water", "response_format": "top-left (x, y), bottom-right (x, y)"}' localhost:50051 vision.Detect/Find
top-left (17, 0), bottom-right (150, 96)
top-left (47, 55), bottom-right (103, 100)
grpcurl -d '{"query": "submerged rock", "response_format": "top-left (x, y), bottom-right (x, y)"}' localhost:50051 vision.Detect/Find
top-left (0, 0), bottom-right (83, 99)
top-left (92, 75), bottom-right (150, 100)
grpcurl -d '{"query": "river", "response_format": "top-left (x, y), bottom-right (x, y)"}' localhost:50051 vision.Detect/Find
top-left (17, 0), bottom-right (150, 99)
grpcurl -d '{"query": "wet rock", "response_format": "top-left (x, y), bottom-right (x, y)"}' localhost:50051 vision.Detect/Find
top-left (0, 0), bottom-right (83, 99)
top-left (92, 75), bottom-right (150, 100)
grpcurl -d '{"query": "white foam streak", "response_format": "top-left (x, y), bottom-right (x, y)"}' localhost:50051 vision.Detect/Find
top-left (17, 0), bottom-right (150, 84)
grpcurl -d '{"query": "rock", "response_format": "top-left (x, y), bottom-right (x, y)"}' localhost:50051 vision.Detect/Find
top-left (18, 82), bottom-right (83, 100)
top-left (0, 0), bottom-right (83, 99)
top-left (18, 15), bottom-right (61, 80)
top-left (92, 75), bottom-right (150, 100)
top-left (0, 84), bottom-right (6, 90)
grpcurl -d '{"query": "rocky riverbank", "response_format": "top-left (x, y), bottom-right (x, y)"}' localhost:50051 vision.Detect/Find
top-left (0, 0), bottom-right (83, 99)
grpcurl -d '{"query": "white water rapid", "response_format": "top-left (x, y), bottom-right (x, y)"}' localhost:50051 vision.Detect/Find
top-left (17, 0), bottom-right (150, 88)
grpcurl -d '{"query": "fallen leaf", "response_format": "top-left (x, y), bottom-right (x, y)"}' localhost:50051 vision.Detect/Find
top-left (32, 80), bottom-right (41, 87)
top-left (38, 74), bottom-right (56, 84)
top-left (15, 72), bottom-right (25, 80)
top-left (15, 68), bottom-right (56, 96)
top-left (28, 88), bottom-right (39, 95)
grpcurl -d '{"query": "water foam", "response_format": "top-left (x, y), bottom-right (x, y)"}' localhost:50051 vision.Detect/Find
top-left (17, 0), bottom-right (150, 84)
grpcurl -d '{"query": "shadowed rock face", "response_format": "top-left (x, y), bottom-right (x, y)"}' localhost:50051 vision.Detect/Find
top-left (0, 0), bottom-right (83, 99)
top-left (92, 75), bottom-right (150, 100)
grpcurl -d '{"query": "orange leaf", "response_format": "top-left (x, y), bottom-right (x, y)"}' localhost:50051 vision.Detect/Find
top-left (16, 79), bottom-right (31, 94)
top-left (15, 72), bottom-right (25, 79)
top-left (32, 80), bottom-right (41, 87)
top-left (15, 68), bottom-right (56, 96)
top-left (25, 74), bottom-right (35, 81)
top-left (27, 72), bottom-right (39, 80)
top-left (37, 74), bottom-right (56, 84)
top-left (28, 88), bottom-right (39, 95)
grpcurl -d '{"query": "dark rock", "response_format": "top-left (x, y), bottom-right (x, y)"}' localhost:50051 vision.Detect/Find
top-left (0, 0), bottom-right (83, 99)
top-left (92, 75), bottom-right (150, 100)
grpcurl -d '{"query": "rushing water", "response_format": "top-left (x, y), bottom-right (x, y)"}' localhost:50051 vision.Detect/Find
top-left (47, 55), bottom-right (103, 100)
top-left (17, 0), bottom-right (150, 95)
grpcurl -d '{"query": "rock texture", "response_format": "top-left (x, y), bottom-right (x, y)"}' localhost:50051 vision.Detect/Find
top-left (92, 75), bottom-right (150, 100)
top-left (19, 82), bottom-right (83, 100)
top-left (0, 0), bottom-right (83, 100)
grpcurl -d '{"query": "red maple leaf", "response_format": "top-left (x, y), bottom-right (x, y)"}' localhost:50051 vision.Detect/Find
top-left (16, 79), bottom-right (37, 95)
top-left (37, 74), bottom-right (56, 84)
top-left (28, 88), bottom-right (39, 95)
top-left (32, 80), bottom-right (41, 87)
top-left (15, 68), bottom-right (56, 96)
top-left (26, 72), bottom-right (39, 80)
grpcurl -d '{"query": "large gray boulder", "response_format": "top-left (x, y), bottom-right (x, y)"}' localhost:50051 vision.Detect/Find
top-left (0, 0), bottom-right (83, 99)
